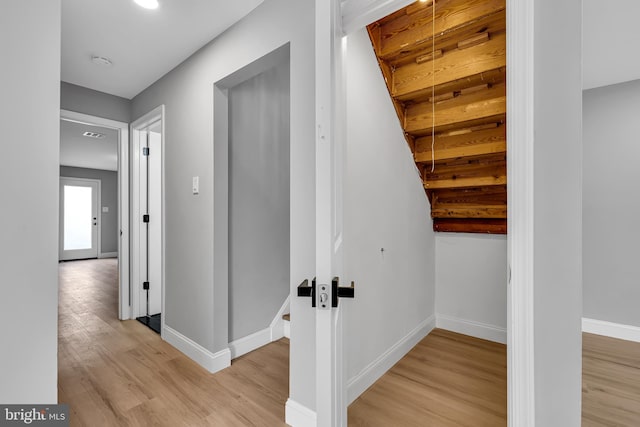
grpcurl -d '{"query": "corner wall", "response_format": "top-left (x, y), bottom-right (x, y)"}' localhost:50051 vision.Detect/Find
top-left (344, 28), bottom-right (436, 403)
top-left (583, 79), bottom-right (640, 328)
top-left (0, 0), bottom-right (61, 403)
top-left (61, 82), bottom-right (131, 123)
top-left (436, 233), bottom-right (507, 343)
top-left (131, 0), bottom-right (317, 413)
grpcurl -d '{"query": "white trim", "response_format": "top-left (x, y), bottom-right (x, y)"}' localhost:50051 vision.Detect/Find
top-left (98, 252), bottom-right (118, 259)
top-left (284, 318), bottom-right (291, 339)
top-left (506, 0), bottom-right (536, 424)
top-left (341, 0), bottom-right (415, 34)
top-left (582, 318), bottom-right (640, 343)
top-left (285, 399), bottom-right (317, 427)
top-left (162, 325), bottom-right (231, 374)
top-left (346, 315), bottom-right (435, 405)
top-left (436, 314), bottom-right (507, 345)
top-left (229, 328), bottom-right (272, 360)
top-left (270, 296), bottom-right (290, 341)
top-left (60, 109), bottom-right (130, 321)
top-left (229, 297), bottom-right (291, 359)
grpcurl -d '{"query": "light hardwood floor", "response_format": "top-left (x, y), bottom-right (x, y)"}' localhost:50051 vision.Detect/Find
top-left (60, 259), bottom-right (640, 426)
top-left (58, 259), bottom-right (289, 426)
top-left (348, 329), bottom-right (507, 427)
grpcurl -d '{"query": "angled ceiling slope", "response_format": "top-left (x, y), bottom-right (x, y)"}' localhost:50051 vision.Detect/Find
top-left (62, 0), bottom-right (263, 99)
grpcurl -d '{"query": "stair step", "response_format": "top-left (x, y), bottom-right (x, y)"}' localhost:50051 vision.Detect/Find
top-left (282, 314), bottom-right (290, 322)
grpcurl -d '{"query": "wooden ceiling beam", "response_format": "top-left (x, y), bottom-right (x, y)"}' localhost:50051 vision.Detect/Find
top-left (392, 32), bottom-right (506, 101)
top-left (424, 175), bottom-right (506, 190)
top-left (414, 125), bottom-right (506, 163)
top-left (378, 0), bottom-right (505, 61)
top-left (433, 218), bottom-right (507, 234)
top-left (431, 203), bottom-right (507, 219)
top-left (405, 83), bottom-right (506, 135)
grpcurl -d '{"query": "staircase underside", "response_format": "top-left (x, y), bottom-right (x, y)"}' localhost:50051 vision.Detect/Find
top-left (367, 0), bottom-right (507, 234)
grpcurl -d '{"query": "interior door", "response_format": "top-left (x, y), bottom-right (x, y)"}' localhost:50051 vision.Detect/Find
top-left (59, 177), bottom-right (99, 260)
top-left (315, 0), bottom-right (347, 425)
top-left (138, 121), bottom-right (162, 318)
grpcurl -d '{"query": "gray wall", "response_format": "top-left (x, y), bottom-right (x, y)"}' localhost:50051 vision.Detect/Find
top-left (532, 0), bottom-right (583, 423)
top-left (0, 0), bottom-right (60, 403)
top-left (132, 0), bottom-right (317, 410)
top-left (228, 61), bottom-right (290, 342)
top-left (60, 166), bottom-right (119, 255)
top-left (61, 81), bottom-right (131, 123)
top-left (344, 28), bottom-right (436, 399)
top-left (583, 79), bottom-right (640, 327)
top-left (436, 234), bottom-right (507, 342)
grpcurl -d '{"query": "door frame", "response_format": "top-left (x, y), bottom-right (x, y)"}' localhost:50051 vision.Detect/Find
top-left (131, 105), bottom-right (165, 328)
top-left (332, 0), bottom-right (538, 423)
top-left (60, 109), bottom-right (130, 321)
top-left (59, 176), bottom-right (101, 260)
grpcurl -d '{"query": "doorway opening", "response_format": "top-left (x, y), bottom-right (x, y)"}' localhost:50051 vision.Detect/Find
top-left (214, 44), bottom-right (291, 361)
top-left (131, 107), bottom-right (164, 335)
top-left (59, 110), bottom-right (130, 320)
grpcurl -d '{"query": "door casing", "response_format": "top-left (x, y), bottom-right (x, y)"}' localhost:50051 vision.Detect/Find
top-left (60, 110), bottom-right (130, 321)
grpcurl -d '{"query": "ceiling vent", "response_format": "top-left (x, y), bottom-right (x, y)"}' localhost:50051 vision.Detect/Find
top-left (83, 131), bottom-right (105, 139)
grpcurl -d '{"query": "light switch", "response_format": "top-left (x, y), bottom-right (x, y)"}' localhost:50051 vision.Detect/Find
top-left (192, 176), bottom-right (199, 195)
top-left (102, 206), bottom-right (109, 213)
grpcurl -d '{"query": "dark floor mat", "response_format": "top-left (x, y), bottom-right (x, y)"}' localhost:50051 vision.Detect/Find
top-left (136, 313), bottom-right (161, 334)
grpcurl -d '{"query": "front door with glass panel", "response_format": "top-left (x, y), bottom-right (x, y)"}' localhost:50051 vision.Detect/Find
top-left (59, 177), bottom-right (99, 260)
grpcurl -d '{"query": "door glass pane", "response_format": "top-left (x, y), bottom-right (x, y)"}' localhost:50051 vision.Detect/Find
top-left (64, 185), bottom-right (92, 250)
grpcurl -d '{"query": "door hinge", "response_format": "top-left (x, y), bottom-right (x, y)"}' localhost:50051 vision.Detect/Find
top-left (143, 147), bottom-right (150, 156)
top-left (143, 214), bottom-right (150, 223)
top-left (143, 281), bottom-right (150, 290)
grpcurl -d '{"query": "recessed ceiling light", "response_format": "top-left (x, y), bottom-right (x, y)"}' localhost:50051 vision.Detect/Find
top-left (83, 131), bottom-right (105, 139)
top-left (134, 0), bottom-right (159, 10)
top-left (91, 55), bottom-right (112, 66)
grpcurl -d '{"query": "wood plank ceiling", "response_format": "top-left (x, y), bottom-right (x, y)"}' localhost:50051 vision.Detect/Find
top-left (367, 0), bottom-right (507, 234)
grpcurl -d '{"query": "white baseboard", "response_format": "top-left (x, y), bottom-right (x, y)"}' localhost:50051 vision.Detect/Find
top-left (162, 325), bottom-right (230, 373)
top-left (346, 314), bottom-right (436, 404)
top-left (270, 296), bottom-right (290, 341)
top-left (582, 318), bottom-right (640, 343)
top-left (284, 319), bottom-right (290, 339)
top-left (98, 252), bottom-right (118, 259)
top-left (229, 297), bottom-right (290, 359)
top-left (285, 398), bottom-right (316, 427)
top-left (229, 328), bottom-right (272, 359)
top-left (436, 314), bottom-right (507, 344)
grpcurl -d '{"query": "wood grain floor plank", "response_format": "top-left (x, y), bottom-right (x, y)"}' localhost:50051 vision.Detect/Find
top-left (58, 259), bottom-right (289, 427)
top-left (59, 260), bottom-right (640, 426)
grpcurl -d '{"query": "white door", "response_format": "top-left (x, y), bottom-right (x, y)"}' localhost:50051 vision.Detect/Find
top-left (131, 107), bottom-right (164, 321)
top-left (315, 0), bottom-right (347, 425)
top-left (145, 125), bottom-right (162, 316)
top-left (59, 177), bottom-right (99, 260)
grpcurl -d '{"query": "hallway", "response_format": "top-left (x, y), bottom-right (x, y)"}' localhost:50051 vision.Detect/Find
top-left (58, 260), bottom-right (640, 426)
top-left (58, 259), bottom-right (289, 426)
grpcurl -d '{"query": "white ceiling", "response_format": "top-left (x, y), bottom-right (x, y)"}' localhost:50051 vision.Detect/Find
top-left (583, 0), bottom-right (640, 90)
top-left (61, 0), bottom-right (263, 99)
top-left (60, 120), bottom-right (118, 171)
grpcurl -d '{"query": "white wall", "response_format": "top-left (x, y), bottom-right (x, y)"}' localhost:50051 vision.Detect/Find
top-left (583, 79), bottom-right (640, 327)
top-left (531, 0), bottom-right (583, 423)
top-left (228, 60), bottom-right (290, 342)
top-left (344, 28), bottom-right (436, 402)
top-left (61, 82), bottom-right (131, 123)
top-left (436, 234), bottom-right (507, 343)
top-left (132, 0), bottom-right (317, 412)
top-left (0, 0), bottom-right (61, 403)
